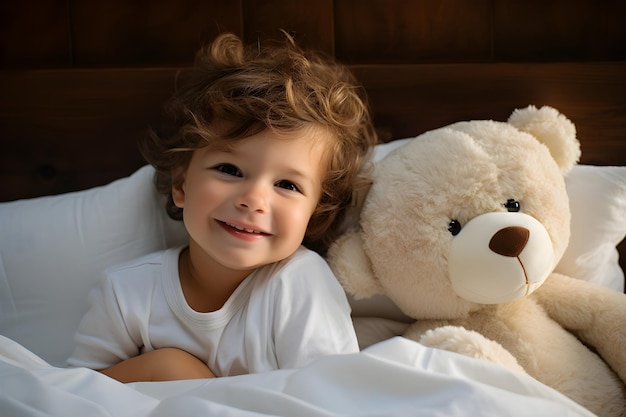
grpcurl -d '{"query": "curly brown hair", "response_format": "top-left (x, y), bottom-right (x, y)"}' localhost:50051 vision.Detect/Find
top-left (139, 32), bottom-right (377, 255)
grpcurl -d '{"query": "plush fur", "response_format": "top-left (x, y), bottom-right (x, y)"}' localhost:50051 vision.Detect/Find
top-left (327, 106), bottom-right (626, 417)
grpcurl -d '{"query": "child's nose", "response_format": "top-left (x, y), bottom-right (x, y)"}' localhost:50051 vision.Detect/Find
top-left (236, 183), bottom-right (268, 213)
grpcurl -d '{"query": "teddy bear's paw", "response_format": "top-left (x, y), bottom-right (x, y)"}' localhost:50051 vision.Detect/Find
top-left (418, 326), bottom-right (526, 374)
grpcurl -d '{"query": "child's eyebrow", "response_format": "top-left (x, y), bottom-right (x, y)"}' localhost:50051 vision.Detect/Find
top-left (209, 146), bottom-right (236, 154)
top-left (199, 146), bottom-right (237, 159)
top-left (283, 167), bottom-right (316, 185)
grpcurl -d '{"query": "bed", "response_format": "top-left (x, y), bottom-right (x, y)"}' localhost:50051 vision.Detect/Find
top-left (1, 17), bottom-right (626, 417)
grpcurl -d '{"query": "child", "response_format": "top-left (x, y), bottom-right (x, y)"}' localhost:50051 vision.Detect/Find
top-left (67, 32), bottom-right (378, 382)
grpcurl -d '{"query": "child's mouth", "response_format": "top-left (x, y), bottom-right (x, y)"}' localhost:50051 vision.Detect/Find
top-left (221, 221), bottom-right (269, 235)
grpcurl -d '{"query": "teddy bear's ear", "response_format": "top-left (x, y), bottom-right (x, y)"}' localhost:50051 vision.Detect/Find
top-left (326, 230), bottom-right (384, 299)
top-left (508, 105), bottom-right (581, 174)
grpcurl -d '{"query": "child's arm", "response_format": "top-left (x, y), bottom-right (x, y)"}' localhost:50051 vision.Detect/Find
top-left (99, 347), bottom-right (215, 383)
top-left (68, 277), bottom-right (142, 369)
top-left (68, 280), bottom-right (214, 382)
top-left (69, 273), bottom-right (216, 382)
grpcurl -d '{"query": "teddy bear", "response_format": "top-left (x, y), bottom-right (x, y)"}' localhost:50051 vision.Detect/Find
top-left (327, 105), bottom-right (626, 417)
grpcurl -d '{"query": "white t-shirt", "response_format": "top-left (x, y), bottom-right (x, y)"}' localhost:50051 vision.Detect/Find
top-left (67, 245), bottom-right (359, 376)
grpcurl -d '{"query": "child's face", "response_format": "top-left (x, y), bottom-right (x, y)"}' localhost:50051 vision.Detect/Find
top-left (173, 128), bottom-right (327, 272)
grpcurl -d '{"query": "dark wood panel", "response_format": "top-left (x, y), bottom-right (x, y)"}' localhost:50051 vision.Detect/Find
top-left (351, 62), bottom-right (626, 166)
top-left (71, 0), bottom-right (243, 66)
top-left (0, 0), bottom-right (71, 68)
top-left (493, 0), bottom-right (626, 61)
top-left (334, 0), bottom-right (492, 64)
top-left (3, 0), bottom-right (626, 69)
top-left (242, 0), bottom-right (334, 54)
top-left (0, 68), bottom-right (179, 201)
top-left (1, 62), bottom-right (624, 204)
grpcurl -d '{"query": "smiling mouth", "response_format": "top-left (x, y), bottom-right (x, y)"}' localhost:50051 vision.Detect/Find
top-left (222, 221), bottom-right (269, 235)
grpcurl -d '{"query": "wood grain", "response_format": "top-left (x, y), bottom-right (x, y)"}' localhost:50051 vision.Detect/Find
top-left (1, 62), bottom-right (624, 202)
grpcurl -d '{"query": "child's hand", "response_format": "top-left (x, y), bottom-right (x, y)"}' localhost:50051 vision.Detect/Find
top-left (99, 348), bottom-right (216, 383)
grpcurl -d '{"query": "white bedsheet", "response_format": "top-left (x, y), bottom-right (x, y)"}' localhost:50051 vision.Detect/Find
top-left (0, 335), bottom-right (595, 417)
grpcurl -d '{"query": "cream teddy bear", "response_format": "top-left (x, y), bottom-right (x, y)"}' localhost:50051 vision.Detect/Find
top-left (327, 106), bottom-right (626, 417)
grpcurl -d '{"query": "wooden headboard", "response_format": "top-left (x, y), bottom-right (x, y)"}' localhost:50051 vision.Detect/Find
top-left (2, 62), bottom-right (625, 200)
top-left (1, 1), bottom-right (624, 270)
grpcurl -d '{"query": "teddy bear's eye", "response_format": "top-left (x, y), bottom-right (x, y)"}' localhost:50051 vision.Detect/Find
top-left (504, 199), bottom-right (520, 212)
top-left (448, 219), bottom-right (462, 236)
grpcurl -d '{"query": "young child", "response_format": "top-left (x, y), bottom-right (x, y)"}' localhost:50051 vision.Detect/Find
top-left (67, 32), bottom-right (378, 382)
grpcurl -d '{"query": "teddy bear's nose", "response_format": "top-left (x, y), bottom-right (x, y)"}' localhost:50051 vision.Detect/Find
top-left (489, 226), bottom-right (530, 257)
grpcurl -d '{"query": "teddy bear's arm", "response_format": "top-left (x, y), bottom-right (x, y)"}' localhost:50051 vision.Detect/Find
top-left (326, 230), bottom-right (384, 299)
top-left (532, 272), bottom-right (626, 384)
top-left (409, 324), bottom-right (526, 374)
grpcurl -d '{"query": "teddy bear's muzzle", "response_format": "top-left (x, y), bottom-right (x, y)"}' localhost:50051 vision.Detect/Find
top-left (448, 212), bottom-right (554, 304)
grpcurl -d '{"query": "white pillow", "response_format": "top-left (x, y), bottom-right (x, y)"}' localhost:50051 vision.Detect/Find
top-left (555, 165), bottom-right (626, 290)
top-left (0, 142), bottom-right (624, 365)
top-left (0, 166), bottom-right (188, 366)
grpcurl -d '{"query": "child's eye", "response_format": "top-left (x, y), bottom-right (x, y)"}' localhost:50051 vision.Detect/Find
top-left (275, 180), bottom-right (301, 192)
top-left (214, 163), bottom-right (242, 177)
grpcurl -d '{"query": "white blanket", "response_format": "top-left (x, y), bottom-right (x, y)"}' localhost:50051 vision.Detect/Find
top-left (0, 335), bottom-right (594, 417)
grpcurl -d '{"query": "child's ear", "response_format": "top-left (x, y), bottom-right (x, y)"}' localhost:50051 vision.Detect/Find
top-left (171, 167), bottom-right (186, 208)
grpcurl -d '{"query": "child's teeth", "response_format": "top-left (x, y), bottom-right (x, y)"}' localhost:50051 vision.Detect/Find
top-left (227, 222), bottom-right (260, 234)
